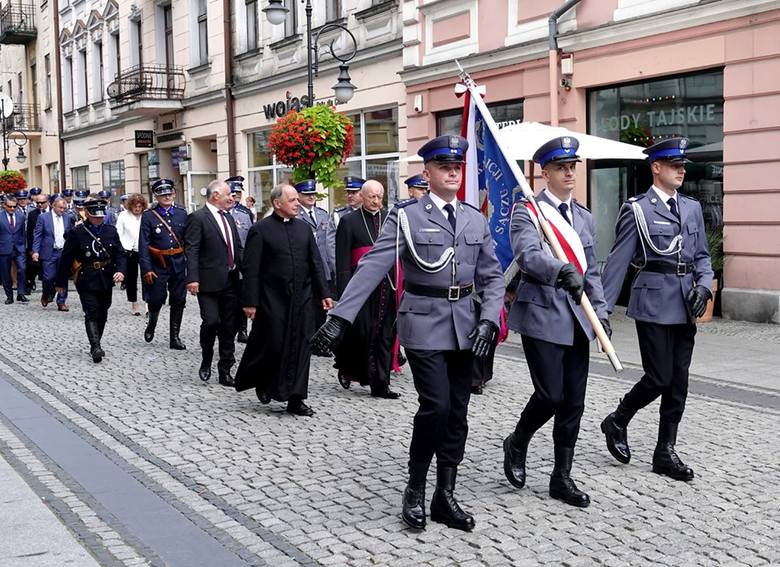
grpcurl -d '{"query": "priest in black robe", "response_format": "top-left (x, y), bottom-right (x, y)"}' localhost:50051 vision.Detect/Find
top-left (334, 180), bottom-right (400, 399)
top-left (235, 184), bottom-right (333, 417)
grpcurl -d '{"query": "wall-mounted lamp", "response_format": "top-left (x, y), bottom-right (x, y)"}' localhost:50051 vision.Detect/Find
top-left (560, 53), bottom-right (573, 91)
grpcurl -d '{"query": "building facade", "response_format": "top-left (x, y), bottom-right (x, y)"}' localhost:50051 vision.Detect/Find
top-left (53, 0), bottom-right (403, 215)
top-left (400, 0), bottom-right (780, 323)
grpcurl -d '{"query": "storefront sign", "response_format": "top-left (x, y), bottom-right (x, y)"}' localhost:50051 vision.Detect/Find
top-left (598, 104), bottom-right (718, 132)
top-left (262, 93), bottom-right (344, 120)
top-left (134, 130), bottom-right (155, 148)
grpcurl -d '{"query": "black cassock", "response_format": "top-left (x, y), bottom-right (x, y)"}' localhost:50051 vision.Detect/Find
top-left (334, 207), bottom-right (397, 391)
top-left (235, 214), bottom-right (329, 401)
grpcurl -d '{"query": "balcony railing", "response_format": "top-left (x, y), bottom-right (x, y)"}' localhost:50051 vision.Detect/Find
top-left (3, 103), bottom-right (40, 131)
top-left (0, 2), bottom-right (37, 44)
top-left (106, 64), bottom-right (186, 105)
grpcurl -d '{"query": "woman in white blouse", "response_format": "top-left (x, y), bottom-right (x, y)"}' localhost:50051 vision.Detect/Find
top-left (115, 193), bottom-right (147, 315)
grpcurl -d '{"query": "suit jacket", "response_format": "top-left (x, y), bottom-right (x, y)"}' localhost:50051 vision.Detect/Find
top-left (507, 191), bottom-right (608, 346)
top-left (26, 207), bottom-right (43, 250)
top-left (184, 205), bottom-right (243, 293)
top-left (601, 188), bottom-right (713, 325)
top-left (0, 209), bottom-right (26, 256)
top-left (330, 193), bottom-right (504, 351)
top-left (298, 205), bottom-right (330, 280)
top-left (33, 211), bottom-right (73, 261)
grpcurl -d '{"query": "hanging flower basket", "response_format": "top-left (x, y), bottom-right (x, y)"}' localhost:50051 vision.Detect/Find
top-left (268, 104), bottom-right (354, 190)
top-left (0, 170), bottom-right (27, 194)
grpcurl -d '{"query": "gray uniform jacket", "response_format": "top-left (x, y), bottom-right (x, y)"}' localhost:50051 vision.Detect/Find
top-left (508, 191), bottom-right (608, 345)
top-left (326, 206), bottom-right (357, 278)
top-left (330, 193), bottom-right (505, 351)
top-left (298, 205), bottom-right (330, 279)
top-left (230, 204), bottom-right (253, 247)
top-left (601, 188), bottom-right (713, 325)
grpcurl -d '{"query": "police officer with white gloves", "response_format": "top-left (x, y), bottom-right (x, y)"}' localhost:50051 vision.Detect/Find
top-left (312, 135), bottom-right (504, 532)
top-left (600, 137), bottom-right (713, 482)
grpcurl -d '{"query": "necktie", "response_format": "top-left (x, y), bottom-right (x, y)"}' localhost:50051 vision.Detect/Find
top-left (9, 213), bottom-right (15, 230)
top-left (219, 211), bottom-right (235, 269)
top-left (558, 203), bottom-right (571, 226)
top-left (667, 198), bottom-right (679, 220)
top-left (443, 203), bottom-right (456, 232)
top-left (309, 209), bottom-right (317, 227)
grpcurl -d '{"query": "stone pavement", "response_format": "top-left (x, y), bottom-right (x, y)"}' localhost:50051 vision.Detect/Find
top-left (0, 291), bottom-right (779, 566)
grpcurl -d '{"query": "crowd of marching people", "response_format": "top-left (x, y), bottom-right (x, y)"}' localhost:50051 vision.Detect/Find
top-left (1, 132), bottom-right (713, 533)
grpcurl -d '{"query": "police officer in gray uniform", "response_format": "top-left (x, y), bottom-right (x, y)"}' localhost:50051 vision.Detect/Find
top-left (600, 137), bottom-right (713, 482)
top-left (502, 136), bottom-right (609, 508)
top-left (325, 176), bottom-right (364, 281)
top-left (296, 179), bottom-right (331, 292)
top-left (312, 135), bottom-right (504, 532)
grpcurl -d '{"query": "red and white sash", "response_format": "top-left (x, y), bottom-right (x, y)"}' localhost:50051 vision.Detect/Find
top-left (523, 200), bottom-right (587, 274)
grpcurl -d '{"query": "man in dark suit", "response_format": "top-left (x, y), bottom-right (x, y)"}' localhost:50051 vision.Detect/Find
top-left (184, 180), bottom-right (243, 386)
top-left (0, 195), bottom-right (29, 304)
top-left (26, 191), bottom-right (48, 292)
top-left (33, 197), bottom-right (73, 311)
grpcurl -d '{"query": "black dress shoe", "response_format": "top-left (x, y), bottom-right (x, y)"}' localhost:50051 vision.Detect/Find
top-left (199, 365), bottom-right (211, 382)
top-left (286, 400), bottom-right (314, 417)
top-left (503, 432), bottom-right (530, 489)
top-left (236, 329), bottom-right (249, 344)
top-left (471, 384), bottom-right (483, 395)
top-left (371, 387), bottom-right (401, 399)
top-left (338, 372), bottom-right (351, 389)
top-left (4, 298), bottom-right (13, 305)
top-left (218, 371), bottom-right (235, 387)
top-left (256, 390), bottom-right (271, 404)
top-left (16, 295), bottom-right (29, 303)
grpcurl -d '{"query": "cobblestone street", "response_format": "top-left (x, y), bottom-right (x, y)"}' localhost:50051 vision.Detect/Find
top-left (1, 291), bottom-right (779, 566)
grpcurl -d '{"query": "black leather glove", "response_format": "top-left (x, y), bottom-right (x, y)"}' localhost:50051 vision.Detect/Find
top-left (468, 319), bottom-right (499, 359)
top-left (310, 315), bottom-right (349, 357)
top-left (686, 285), bottom-right (712, 319)
top-left (556, 263), bottom-right (584, 305)
top-left (600, 318), bottom-right (612, 339)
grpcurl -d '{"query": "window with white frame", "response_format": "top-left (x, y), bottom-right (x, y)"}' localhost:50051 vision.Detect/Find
top-left (326, 0), bottom-right (341, 22)
top-left (247, 106), bottom-right (400, 211)
top-left (245, 0), bottom-right (258, 51)
top-left (102, 160), bottom-right (125, 194)
top-left (79, 47), bottom-right (88, 107)
top-left (130, 19), bottom-right (143, 66)
top-left (283, 0), bottom-right (297, 37)
top-left (63, 55), bottom-right (74, 112)
top-left (93, 41), bottom-right (105, 102)
top-left (197, 0), bottom-right (208, 64)
top-left (44, 54), bottom-right (52, 110)
top-left (71, 166), bottom-right (88, 190)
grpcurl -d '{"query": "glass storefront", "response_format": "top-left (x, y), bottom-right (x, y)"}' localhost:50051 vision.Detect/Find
top-left (101, 160), bottom-right (126, 198)
top-left (588, 69), bottom-right (724, 264)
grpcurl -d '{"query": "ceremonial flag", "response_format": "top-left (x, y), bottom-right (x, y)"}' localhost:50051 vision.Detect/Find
top-left (457, 86), bottom-right (480, 208)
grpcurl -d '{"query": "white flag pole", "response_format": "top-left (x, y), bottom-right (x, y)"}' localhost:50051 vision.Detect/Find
top-left (455, 61), bottom-right (623, 372)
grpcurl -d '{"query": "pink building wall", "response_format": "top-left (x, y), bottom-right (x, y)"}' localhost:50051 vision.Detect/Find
top-left (404, 4), bottom-right (780, 320)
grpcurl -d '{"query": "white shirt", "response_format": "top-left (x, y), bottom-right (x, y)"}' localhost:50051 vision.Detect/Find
top-left (115, 209), bottom-right (141, 252)
top-left (428, 191), bottom-right (458, 220)
top-left (206, 202), bottom-right (235, 258)
top-left (301, 205), bottom-right (317, 226)
top-left (543, 189), bottom-right (573, 224)
top-left (53, 212), bottom-right (65, 249)
top-left (651, 185), bottom-right (678, 211)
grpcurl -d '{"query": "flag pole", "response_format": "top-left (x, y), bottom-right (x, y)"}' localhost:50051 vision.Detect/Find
top-left (455, 61), bottom-right (624, 373)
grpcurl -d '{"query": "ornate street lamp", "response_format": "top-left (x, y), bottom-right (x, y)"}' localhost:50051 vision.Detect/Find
top-left (265, 0), bottom-right (358, 105)
top-left (0, 97), bottom-right (29, 170)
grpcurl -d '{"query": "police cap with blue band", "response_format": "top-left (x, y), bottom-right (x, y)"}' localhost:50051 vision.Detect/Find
top-left (343, 176), bottom-right (365, 191)
top-left (643, 137), bottom-right (691, 164)
top-left (120, 194), bottom-right (129, 202)
top-left (294, 179), bottom-right (318, 194)
top-left (532, 136), bottom-right (582, 168)
top-left (404, 174), bottom-right (428, 190)
top-left (14, 189), bottom-right (30, 199)
top-left (62, 188), bottom-right (74, 197)
top-left (84, 198), bottom-right (108, 217)
top-left (151, 178), bottom-right (175, 196)
top-left (418, 135), bottom-right (468, 164)
top-left (29, 187), bottom-right (42, 196)
top-left (97, 189), bottom-right (111, 199)
top-left (226, 175), bottom-right (245, 193)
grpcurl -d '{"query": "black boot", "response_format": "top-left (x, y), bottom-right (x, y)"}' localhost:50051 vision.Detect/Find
top-left (652, 421), bottom-right (694, 481)
top-left (144, 309), bottom-right (160, 343)
top-left (600, 398), bottom-right (637, 464)
top-left (549, 446), bottom-right (590, 508)
top-left (85, 321), bottom-right (104, 363)
top-left (503, 426), bottom-right (532, 489)
top-left (169, 306), bottom-right (186, 350)
top-left (236, 318), bottom-right (248, 344)
top-left (401, 461), bottom-right (429, 530)
top-left (430, 466), bottom-right (475, 532)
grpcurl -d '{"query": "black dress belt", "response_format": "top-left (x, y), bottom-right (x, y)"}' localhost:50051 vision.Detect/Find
top-left (405, 282), bottom-right (474, 301)
top-left (642, 261), bottom-right (695, 276)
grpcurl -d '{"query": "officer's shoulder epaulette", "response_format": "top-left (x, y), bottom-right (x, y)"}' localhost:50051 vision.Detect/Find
top-left (174, 204), bottom-right (187, 211)
top-left (573, 200), bottom-right (590, 213)
top-left (460, 201), bottom-right (481, 213)
top-left (394, 198), bottom-right (417, 209)
top-left (315, 205), bottom-right (328, 213)
top-left (678, 192), bottom-right (697, 202)
top-left (334, 205), bottom-right (350, 213)
top-left (627, 194), bottom-right (646, 203)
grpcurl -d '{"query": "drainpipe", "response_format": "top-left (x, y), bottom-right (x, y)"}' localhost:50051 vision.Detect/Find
top-left (52, 0), bottom-right (66, 189)
top-left (222, 0), bottom-right (236, 176)
top-left (548, 0), bottom-right (581, 127)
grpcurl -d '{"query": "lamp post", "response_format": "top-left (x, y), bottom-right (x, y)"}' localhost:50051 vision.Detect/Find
top-left (0, 96), bottom-right (28, 171)
top-left (264, 0), bottom-right (358, 106)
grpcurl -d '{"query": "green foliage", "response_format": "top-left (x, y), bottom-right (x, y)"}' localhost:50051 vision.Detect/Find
top-left (706, 225), bottom-right (724, 275)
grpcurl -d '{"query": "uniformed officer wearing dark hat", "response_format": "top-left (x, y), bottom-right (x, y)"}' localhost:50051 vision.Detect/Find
top-left (296, 179), bottom-right (331, 316)
top-left (502, 136), bottom-right (609, 508)
top-left (226, 176), bottom-right (253, 343)
top-left (139, 179), bottom-right (189, 349)
top-left (55, 198), bottom-right (126, 363)
top-left (404, 174), bottom-right (429, 200)
top-left (98, 190), bottom-right (119, 225)
top-left (325, 176), bottom-right (364, 281)
top-left (600, 137), bottom-right (713, 482)
top-left (71, 190), bottom-right (89, 225)
top-left (312, 135), bottom-right (505, 532)
top-left (62, 188), bottom-right (75, 209)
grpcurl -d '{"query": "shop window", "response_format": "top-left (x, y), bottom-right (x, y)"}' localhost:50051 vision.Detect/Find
top-left (102, 160), bottom-right (126, 196)
top-left (71, 166), bottom-right (88, 191)
top-left (246, 0), bottom-right (258, 51)
top-left (587, 69), bottom-right (724, 264)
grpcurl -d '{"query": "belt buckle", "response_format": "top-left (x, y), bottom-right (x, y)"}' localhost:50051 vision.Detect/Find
top-left (447, 285), bottom-right (461, 301)
top-left (676, 263), bottom-right (687, 276)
